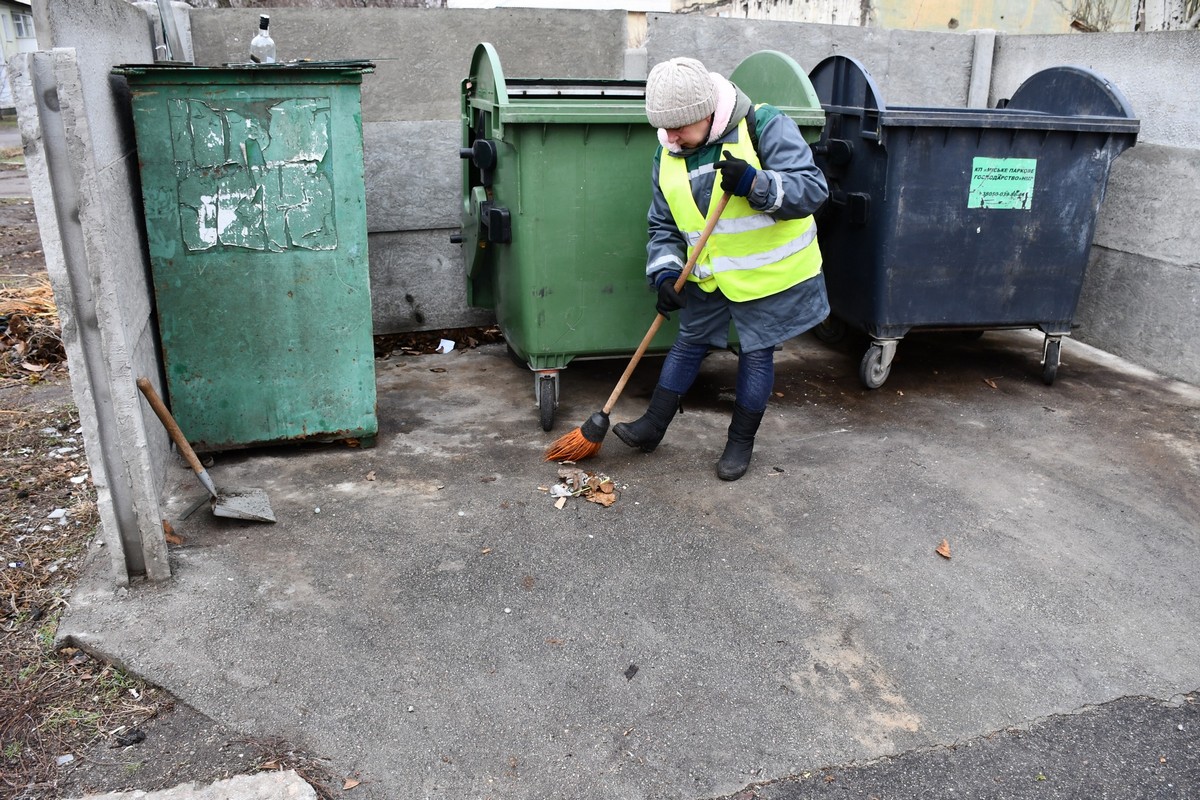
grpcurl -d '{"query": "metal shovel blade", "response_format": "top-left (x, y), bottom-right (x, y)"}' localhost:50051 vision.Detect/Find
top-left (211, 488), bottom-right (276, 523)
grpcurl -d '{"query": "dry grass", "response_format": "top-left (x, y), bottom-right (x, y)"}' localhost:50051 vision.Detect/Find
top-left (0, 402), bottom-right (166, 798)
top-left (0, 274), bottom-right (65, 383)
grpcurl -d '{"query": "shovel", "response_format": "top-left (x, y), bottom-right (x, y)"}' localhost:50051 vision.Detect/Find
top-left (136, 377), bottom-right (276, 523)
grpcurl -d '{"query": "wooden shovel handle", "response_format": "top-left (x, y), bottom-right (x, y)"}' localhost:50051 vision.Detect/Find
top-left (136, 377), bottom-right (210, 484)
top-left (601, 191), bottom-right (732, 414)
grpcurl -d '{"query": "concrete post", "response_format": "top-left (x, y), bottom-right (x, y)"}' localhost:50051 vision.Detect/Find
top-left (11, 50), bottom-right (169, 583)
top-left (967, 29), bottom-right (997, 108)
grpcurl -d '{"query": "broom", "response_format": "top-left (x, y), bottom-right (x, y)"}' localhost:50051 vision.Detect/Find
top-left (544, 191), bottom-right (732, 462)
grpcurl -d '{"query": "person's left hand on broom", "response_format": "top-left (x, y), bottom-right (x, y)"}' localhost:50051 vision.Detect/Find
top-left (714, 149), bottom-right (757, 197)
top-left (655, 271), bottom-right (686, 318)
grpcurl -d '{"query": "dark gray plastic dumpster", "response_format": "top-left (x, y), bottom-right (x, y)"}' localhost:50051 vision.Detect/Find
top-left (809, 55), bottom-right (1139, 388)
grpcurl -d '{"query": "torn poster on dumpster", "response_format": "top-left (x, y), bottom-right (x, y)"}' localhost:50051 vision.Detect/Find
top-left (169, 98), bottom-right (337, 252)
top-left (968, 157), bottom-right (1037, 210)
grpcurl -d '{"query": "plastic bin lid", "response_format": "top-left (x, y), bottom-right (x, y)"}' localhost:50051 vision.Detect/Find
top-left (809, 55), bottom-right (884, 116)
top-left (809, 54), bottom-right (1138, 135)
top-left (1005, 65), bottom-right (1135, 119)
top-left (113, 60), bottom-right (375, 82)
top-left (730, 50), bottom-right (823, 114)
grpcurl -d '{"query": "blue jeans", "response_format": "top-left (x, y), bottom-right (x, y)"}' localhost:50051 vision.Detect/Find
top-left (658, 341), bottom-right (775, 413)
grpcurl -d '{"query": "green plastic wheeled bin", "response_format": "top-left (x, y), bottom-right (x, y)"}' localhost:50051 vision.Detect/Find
top-left (457, 44), bottom-right (825, 430)
top-left (115, 62), bottom-right (378, 450)
top-left (809, 56), bottom-right (1139, 389)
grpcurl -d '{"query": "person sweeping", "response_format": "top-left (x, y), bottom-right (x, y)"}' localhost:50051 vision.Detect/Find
top-left (614, 56), bottom-right (831, 480)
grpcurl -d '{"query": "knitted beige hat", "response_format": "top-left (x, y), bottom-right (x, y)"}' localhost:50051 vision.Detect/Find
top-left (645, 57), bottom-right (717, 129)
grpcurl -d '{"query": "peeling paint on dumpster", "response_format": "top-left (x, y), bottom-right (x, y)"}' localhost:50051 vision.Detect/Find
top-left (114, 62), bottom-right (378, 450)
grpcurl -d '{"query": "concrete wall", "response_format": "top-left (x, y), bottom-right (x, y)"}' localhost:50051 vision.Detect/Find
top-left (189, 8), bottom-right (630, 334)
top-left (643, 14), bottom-right (979, 105)
top-left (991, 31), bottom-right (1200, 382)
top-left (182, 10), bottom-right (1200, 388)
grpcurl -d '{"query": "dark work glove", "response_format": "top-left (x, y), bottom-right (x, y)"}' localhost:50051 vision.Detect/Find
top-left (714, 149), bottom-right (757, 197)
top-left (655, 272), bottom-right (686, 318)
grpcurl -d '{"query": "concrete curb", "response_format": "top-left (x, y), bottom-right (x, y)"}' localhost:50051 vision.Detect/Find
top-left (67, 769), bottom-right (316, 800)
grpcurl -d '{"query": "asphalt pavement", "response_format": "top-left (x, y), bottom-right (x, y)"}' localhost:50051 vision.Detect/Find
top-left (58, 325), bottom-right (1200, 799)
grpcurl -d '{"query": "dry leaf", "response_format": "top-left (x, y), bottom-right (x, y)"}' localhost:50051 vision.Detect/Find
top-left (162, 519), bottom-right (185, 545)
top-left (984, 378), bottom-right (998, 389)
top-left (480, 547), bottom-right (492, 555)
top-left (936, 539), bottom-right (951, 559)
top-left (365, 470), bottom-right (376, 481)
top-left (20, 361), bottom-right (47, 372)
top-left (554, 496), bottom-right (567, 510)
top-left (598, 481), bottom-right (614, 494)
top-left (343, 777), bottom-right (361, 790)
top-left (586, 491), bottom-right (617, 507)
top-left (558, 467), bottom-right (588, 492)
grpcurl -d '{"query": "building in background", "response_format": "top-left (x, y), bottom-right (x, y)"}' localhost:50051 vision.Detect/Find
top-left (1, 0), bottom-right (35, 111)
top-left (123, 0), bottom-right (1200, 31)
top-left (696, 0), bottom-right (1199, 32)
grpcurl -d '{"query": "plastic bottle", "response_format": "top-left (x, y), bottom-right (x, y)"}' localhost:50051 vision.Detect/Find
top-left (249, 15), bottom-right (276, 64)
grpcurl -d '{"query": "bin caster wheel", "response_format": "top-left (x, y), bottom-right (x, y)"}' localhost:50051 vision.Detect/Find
top-left (536, 373), bottom-right (558, 431)
top-left (859, 343), bottom-right (891, 389)
top-left (812, 315), bottom-right (847, 345)
top-left (1042, 337), bottom-right (1061, 386)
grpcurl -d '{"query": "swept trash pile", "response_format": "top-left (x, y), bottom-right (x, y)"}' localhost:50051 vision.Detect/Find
top-left (542, 466), bottom-right (619, 509)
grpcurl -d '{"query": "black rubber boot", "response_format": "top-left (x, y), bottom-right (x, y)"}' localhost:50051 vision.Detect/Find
top-left (612, 386), bottom-right (682, 453)
top-left (716, 404), bottom-right (765, 481)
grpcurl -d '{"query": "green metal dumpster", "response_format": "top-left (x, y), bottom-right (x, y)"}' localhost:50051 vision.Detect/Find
top-left (458, 44), bottom-right (825, 430)
top-left (114, 62), bottom-right (377, 450)
top-left (808, 55), bottom-right (1139, 388)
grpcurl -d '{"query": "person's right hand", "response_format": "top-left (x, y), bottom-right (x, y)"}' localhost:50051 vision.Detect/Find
top-left (655, 272), bottom-right (686, 318)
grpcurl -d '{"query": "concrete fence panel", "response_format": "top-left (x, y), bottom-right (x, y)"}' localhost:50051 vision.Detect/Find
top-left (644, 13), bottom-right (979, 107)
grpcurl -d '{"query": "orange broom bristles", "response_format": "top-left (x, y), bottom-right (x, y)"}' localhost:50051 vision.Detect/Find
top-left (543, 411), bottom-right (610, 462)
top-left (543, 428), bottom-right (601, 462)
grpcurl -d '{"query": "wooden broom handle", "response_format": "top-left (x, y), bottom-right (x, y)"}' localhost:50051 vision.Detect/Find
top-left (601, 191), bottom-right (732, 414)
top-left (136, 377), bottom-right (209, 483)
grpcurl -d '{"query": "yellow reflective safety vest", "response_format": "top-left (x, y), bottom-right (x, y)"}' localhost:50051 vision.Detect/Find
top-left (657, 116), bottom-right (822, 302)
